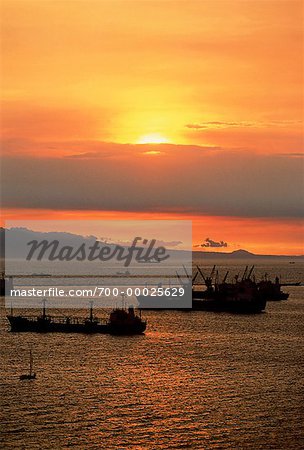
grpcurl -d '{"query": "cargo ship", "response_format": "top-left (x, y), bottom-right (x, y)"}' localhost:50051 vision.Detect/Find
top-left (258, 276), bottom-right (289, 301)
top-left (191, 266), bottom-right (266, 313)
top-left (192, 279), bottom-right (266, 313)
top-left (7, 301), bottom-right (146, 335)
top-left (137, 265), bottom-right (266, 313)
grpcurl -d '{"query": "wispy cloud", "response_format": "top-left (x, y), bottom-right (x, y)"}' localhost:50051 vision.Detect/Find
top-left (278, 152), bottom-right (304, 158)
top-left (66, 151), bottom-right (114, 159)
top-left (186, 120), bottom-right (302, 130)
top-left (186, 121), bottom-right (254, 129)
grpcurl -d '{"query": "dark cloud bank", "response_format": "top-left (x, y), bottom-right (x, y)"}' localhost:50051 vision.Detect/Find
top-left (2, 143), bottom-right (303, 218)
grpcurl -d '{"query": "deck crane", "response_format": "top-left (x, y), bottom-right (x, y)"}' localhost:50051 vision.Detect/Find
top-left (222, 271), bottom-right (229, 283)
top-left (241, 266), bottom-right (248, 281)
top-left (247, 265), bottom-right (255, 280)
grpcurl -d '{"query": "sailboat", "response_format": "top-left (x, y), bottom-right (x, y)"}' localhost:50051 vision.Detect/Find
top-left (19, 349), bottom-right (36, 380)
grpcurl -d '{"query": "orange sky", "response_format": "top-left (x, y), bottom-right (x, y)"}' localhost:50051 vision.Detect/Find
top-left (2, 208), bottom-right (303, 256)
top-left (1, 0), bottom-right (303, 255)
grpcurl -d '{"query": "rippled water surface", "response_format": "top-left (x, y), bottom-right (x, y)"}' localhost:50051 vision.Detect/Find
top-left (1, 264), bottom-right (304, 449)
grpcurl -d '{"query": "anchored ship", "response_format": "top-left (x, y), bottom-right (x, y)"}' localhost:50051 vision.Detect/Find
top-left (258, 275), bottom-right (289, 301)
top-left (7, 301), bottom-right (146, 335)
top-left (137, 265), bottom-right (267, 313)
top-left (191, 265), bottom-right (266, 313)
top-left (192, 279), bottom-right (266, 313)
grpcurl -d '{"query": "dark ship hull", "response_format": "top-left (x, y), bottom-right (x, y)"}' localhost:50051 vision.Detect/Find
top-left (107, 321), bottom-right (146, 335)
top-left (191, 296), bottom-right (266, 313)
top-left (137, 291), bottom-right (266, 313)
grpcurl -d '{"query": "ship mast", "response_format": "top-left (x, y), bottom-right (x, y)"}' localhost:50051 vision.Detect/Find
top-left (89, 300), bottom-right (94, 322)
top-left (42, 298), bottom-right (46, 319)
top-left (247, 265), bottom-right (255, 280)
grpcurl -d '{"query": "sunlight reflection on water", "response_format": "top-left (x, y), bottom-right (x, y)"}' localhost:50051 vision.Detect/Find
top-left (1, 264), bottom-right (304, 449)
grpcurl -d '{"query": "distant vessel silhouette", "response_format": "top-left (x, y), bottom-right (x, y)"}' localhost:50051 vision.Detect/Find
top-left (137, 266), bottom-right (267, 313)
top-left (19, 349), bottom-right (36, 380)
top-left (0, 273), bottom-right (13, 296)
top-left (191, 266), bottom-right (266, 313)
top-left (7, 300), bottom-right (146, 335)
top-left (258, 275), bottom-right (289, 301)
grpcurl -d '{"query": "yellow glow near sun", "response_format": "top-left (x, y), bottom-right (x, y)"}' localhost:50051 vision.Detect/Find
top-left (137, 133), bottom-right (170, 144)
top-left (143, 150), bottom-right (162, 155)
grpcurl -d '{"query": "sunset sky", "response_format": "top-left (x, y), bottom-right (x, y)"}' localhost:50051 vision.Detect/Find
top-left (1, 0), bottom-right (303, 254)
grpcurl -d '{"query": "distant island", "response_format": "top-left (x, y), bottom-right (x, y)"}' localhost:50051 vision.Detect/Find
top-left (194, 249), bottom-right (304, 260)
top-left (0, 227), bottom-right (303, 261)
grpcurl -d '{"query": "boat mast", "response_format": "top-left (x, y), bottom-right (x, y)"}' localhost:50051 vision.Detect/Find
top-left (121, 293), bottom-right (125, 309)
top-left (42, 298), bottom-right (46, 319)
top-left (89, 300), bottom-right (93, 322)
top-left (248, 265), bottom-right (255, 280)
top-left (242, 266), bottom-right (248, 281)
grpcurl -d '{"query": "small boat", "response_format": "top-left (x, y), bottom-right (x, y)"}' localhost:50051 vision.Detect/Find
top-left (116, 270), bottom-right (131, 276)
top-left (20, 349), bottom-right (36, 380)
top-left (137, 257), bottom-right (161, 263)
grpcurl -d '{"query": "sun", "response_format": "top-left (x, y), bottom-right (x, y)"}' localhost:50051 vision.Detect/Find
top-left (137, 133), bottom-right (170, 144)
